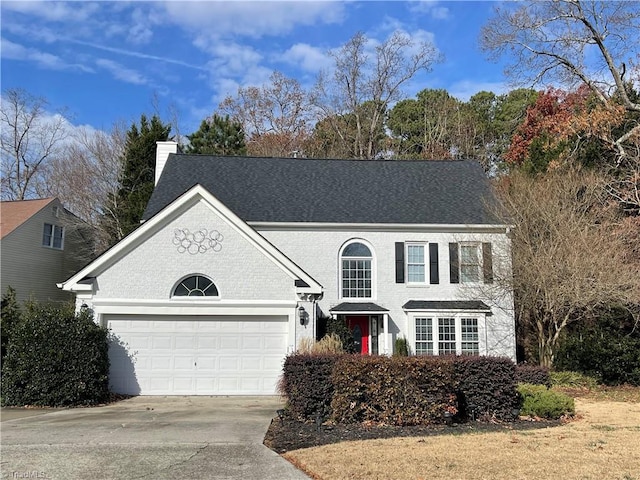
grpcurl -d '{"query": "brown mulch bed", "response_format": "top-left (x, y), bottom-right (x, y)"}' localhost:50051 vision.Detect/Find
top-left (264, 413), bottom-right (562, 453)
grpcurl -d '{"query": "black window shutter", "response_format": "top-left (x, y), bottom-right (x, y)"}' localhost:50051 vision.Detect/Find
top-left (395, 242), bottom-right (405, 283)
top-left (429, 243), bottom-right (439, 284)
top-left (449, 243), bottom-right (459, 284)
top-left (482, 242), bottom-right (493, 284)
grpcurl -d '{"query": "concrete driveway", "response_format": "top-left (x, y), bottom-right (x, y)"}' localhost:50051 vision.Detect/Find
top-left (1, 396), bottom-right (310, 480)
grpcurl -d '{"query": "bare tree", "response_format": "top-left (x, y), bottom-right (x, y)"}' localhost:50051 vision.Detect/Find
top-left (495, 168), bottom-right (640, 367)
top-left (481, 0), bottom-right (640, 162)
top-left (1, 89), bottom-right (69, 200)
top-left (218, 71), bottom-right (311, 157)
top-left (44, 123), bottom-right (126, 256)
top-left (311, 31), bottom-right (440, 159)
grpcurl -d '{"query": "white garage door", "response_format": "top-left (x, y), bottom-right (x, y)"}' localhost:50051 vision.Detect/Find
top-left (105, 314), bottom-right (289, 395)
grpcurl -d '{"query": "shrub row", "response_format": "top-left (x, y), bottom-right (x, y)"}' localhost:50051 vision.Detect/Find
top-left (455, 356), bottom-right (520, 421)
top-left (279, 354), bottom-right (519, 425)
top-left (278, 354), bottom-right (339, 420)
top-left (515, 364), bottom-right (551, 387)
top-left (1, 302), bottom-right (110, 407)
top-left (331, 356), bottom-right (455, 425)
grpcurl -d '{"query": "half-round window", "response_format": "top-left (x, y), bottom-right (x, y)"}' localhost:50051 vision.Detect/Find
top-left (172, 275), bottom-right (219, 297)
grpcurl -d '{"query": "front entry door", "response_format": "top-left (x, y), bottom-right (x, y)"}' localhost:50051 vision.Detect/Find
top-left (347, 315), bottom-right (369, 354)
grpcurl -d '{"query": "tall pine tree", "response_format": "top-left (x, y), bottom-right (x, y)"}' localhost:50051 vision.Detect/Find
top-left (104, 115), bottom-right (171, 245)
top-left (185, 114), bottom-right (246, 155)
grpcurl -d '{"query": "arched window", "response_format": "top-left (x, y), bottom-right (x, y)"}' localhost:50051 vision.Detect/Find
top-left (340, 240), bottom-right (374, 299)
top-left (172, 275), bottom-right (219, 297)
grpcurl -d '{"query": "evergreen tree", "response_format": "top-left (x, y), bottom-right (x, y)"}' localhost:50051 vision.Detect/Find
top-left (185, 114), bottom-right (246, 155)
top-left (1, 286), bottom-right (21, 361)
top-left (104, 115), bottom-right (171, 245)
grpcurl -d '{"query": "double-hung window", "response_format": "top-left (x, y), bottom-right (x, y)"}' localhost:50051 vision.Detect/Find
top-left (415, 318), bottom-right (433, 355)
top-left (413, 316), bottom-right (480, 355)
top-left (459, 243), bottom-right (481, 283)
top-left (450, 242), bottom-right (492, 284)
top-left (42, 223), bottom-right (64, 249)
top-left (461, 318), bottom-right (479, 355)
top-left (438, 318), bottom-right (457, 354)
top-left (406, 244), bottom-right (426, 283)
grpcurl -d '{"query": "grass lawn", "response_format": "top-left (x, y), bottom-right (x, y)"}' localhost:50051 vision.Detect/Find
top-left (284, 387), bottom-right (640, 480)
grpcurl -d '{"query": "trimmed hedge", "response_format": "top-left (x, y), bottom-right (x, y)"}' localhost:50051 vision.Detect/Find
top-left (1, 303), bottom-right (109, 407)
top-left (453, 356), bottom-right (520, 421)
top-left (331, 356), bottom-right (455, 425)
top-left (516, 364), bottom-right (551, 387)
top-left (278, 354), bottom-right (340, 420)
top-left (279, 353), bottom-right (520, 425)
top-left (518, 383), bottom-right (575, 419)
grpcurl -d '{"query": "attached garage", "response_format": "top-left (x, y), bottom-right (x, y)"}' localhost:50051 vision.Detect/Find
top-left (106, 314), bottom-right (289, 395)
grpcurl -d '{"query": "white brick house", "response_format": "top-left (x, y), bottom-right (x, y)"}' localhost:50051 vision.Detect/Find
top-left (60, 141), bottom-right (515, 396)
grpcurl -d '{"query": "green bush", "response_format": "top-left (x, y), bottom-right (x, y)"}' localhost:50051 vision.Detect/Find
top-left (324, 316), bottom-right (356, 354)
top-left (393, 337), bottom-right (409, 356)
top-left (278, 354), bottom-right (341, 420)
top-left (555, 309), bottom-right (640, 386)
top-left (518, 383), bottom-right (575, 419)
top-left (1, 302), bottom-right (110, 407)
top-left (1, 286), bottom-right (21, 361)
top-left (331, 355), bottom-right (455, 425)
top-left (550, 370), bottom-right (599, 389)
top-left (516, 364), bottom-right (551, 387)
top-left (453, 356), bottom-right (520, 421)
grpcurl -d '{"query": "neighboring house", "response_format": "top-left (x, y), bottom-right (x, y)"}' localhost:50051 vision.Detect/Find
top-left (60, 141), bottom-right (515, 396)
top-left (1, 198), bottom-right (89, 304)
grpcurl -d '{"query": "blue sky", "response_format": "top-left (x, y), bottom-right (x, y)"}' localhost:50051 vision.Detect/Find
top-left (1, 1), bottom-right (511, 135)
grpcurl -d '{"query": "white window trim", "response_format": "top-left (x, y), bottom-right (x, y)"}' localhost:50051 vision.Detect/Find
top-left (406, 242), bottom-right (427, 285)
top-left (459, 242), bottom-right (483, 284)
top-left (43, 223), bottom-right (64, 250)
top-left (338, 239), bottom-right (376, 301)
top-left (409, 312), bottom-right (486, 356)
top-left (170, 274), bottom-right (221, 299)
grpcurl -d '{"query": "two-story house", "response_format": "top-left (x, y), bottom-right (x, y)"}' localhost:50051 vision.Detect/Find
top-left (60, 142), bottom-right (515, 396)
top-left (1, 198), bottom-right (88, 304)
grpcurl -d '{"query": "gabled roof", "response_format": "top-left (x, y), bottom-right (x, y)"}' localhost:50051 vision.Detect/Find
top-left (144, 155), bottom-right (502, 225)
top-left (0, 198), bottom-right (56, 239)
top-left (61, 185), bottom-right (322, 294)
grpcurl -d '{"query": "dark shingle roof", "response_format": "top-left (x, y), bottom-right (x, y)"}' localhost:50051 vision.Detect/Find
top-left (143, 155), bottom-right (501, 225)
top-left (330, 302), bottom-right (389, 313)
top-left (402, 300), bottom-right (491, 311)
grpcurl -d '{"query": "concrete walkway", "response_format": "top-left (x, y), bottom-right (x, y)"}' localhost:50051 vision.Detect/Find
top-left (0, 396), bottom-right (310, 480)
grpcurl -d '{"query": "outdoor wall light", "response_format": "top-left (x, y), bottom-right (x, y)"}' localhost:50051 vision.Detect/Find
top-left (298, 305), bottom-right (306, 325)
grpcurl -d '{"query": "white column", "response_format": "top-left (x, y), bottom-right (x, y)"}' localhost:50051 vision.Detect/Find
top-left (383, 313), bottom-right (390, 355)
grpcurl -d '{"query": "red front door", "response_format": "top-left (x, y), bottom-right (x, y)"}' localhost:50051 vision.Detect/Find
top-left (347, 315), bottom-right (369, 354)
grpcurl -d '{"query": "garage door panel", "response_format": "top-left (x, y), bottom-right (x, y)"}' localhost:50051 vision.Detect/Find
top-left (219, 336), bottom-right (240, 349)
top-left (106, 314), bottom-right (288, 395)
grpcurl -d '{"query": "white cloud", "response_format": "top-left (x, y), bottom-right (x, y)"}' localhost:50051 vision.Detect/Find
top-left (409, 1), bottom-right (450, 20)
top-left (1, 37), bottom-right (93, 72)
top-left (204, 42), bottom-right (263, 77)
top-left (448, 80), bottom-right (508, 101)
top-left (1, 1), bottom-right (101, 22)
top-left (95, 59), bottom-right (148, 86)
top-left (161, 1), bottom-right (344, 39)
top-left (280, 43), bottom-right (332, 73)
top-left (127, 8), bottom-right (154, 45)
